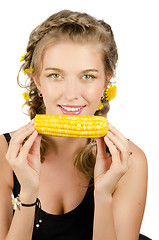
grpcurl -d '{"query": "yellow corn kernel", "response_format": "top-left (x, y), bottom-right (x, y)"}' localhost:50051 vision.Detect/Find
top-left (34, 114), bottom-right (108, 138)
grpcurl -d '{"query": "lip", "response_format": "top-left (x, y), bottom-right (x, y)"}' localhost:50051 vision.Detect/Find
top-left (60, 105), bottom-right (85, 108)
top-left (58, 105), bottom-right (86, 115)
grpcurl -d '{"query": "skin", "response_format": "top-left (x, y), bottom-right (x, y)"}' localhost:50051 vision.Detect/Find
top-left (0, 42), bottom-right (148, 239)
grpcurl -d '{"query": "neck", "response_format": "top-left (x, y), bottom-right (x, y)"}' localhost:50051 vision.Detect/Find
top-left (44, 136), bottom-right (88, 166)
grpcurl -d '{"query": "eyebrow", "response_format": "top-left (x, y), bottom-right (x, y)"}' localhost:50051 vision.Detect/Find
top-left (45, 67), bottom-right (99, 74)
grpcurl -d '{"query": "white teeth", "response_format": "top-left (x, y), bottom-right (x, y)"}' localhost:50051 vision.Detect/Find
top-left (61, 106), bottom-right (82, 111)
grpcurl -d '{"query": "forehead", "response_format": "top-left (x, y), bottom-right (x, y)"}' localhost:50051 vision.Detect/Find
top-left (42, 42), bottom-right (104, 72)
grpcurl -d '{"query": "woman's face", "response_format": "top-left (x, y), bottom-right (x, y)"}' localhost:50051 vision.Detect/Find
top-left (35, 42), bottom-right (109, 115)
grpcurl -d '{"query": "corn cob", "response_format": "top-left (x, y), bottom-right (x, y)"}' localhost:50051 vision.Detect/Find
top-left (34, 114), bottom-right (108, 138)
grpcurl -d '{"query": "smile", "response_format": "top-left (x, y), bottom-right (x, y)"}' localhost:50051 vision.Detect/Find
top-left (60, 106), bottom-right (83, 111)
top-left (58, 105), bottom-right (85, 115)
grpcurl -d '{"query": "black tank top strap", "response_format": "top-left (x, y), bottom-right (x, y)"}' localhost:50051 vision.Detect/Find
top-left (3, 133), bottom-right (21, 197)
top-left (3, 133), bottom-right (11, 144)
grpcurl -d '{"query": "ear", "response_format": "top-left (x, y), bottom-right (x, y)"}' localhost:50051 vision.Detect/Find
top-left (107, 72), bottom-right (113, 83)
top-left (33, 76), bottom-right (42, 91)
top-left (104, 72), bottom-right (113, 89)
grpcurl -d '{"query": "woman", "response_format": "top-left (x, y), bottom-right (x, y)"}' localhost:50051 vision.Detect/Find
top-left (0, 10), bottom-right (149, 240)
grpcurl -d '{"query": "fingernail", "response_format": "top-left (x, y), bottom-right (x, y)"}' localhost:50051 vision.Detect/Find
top-left (32, 130), bottom-right (37, 135)
top-left (105, 136), bottom-right (110, 141)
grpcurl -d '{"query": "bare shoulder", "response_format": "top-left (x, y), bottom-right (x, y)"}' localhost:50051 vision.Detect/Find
top-left (116, 139), bottom-right (148, 191)
top-left (128, 140), bottom-right (148, 173)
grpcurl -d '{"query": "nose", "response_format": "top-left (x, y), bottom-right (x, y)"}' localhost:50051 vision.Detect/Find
top-left (63, 79), bottom-right (80, 101)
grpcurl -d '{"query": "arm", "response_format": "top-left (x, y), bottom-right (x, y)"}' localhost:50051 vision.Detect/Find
top-left (93, 125), bottom-right (148, 240)
top-left (6, 192), bottom-right (37, 240)
top-left (112, 141), bottom-right (148, 239)
top-left (0, 135), bottom-right (14, 239)
top-left (0, 121), bottom-right (41, 240)
top-left (93, 194), bottom-right (117, 240)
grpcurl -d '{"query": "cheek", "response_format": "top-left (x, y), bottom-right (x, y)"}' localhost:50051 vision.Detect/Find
top-left (41, 81), bottom-right (58, 97)
top-left (83, 84), bottom-right (103, 101)
top-left (40, 82), bottom-right (57, 105)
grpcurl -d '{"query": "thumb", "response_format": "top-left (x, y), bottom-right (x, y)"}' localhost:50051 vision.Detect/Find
top-left (30, 134), bottom-right (42, 155)
top-left (95, 137), bottom-right (107, 161)
top-left (94, 138), bottom-right (108, 179)
top-left (28, 134), bottom-right (42, 174)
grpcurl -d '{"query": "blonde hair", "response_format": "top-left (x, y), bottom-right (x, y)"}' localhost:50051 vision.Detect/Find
top-left (18, 9), bottom-right (118, 181)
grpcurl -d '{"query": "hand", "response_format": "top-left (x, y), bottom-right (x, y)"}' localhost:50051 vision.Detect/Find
top-left (6, 120), bottom-right (42, 195)
top-left (94, 123), bottom-right (131, 197)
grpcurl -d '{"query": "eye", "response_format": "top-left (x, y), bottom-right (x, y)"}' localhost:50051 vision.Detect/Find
top-left (47, 73), bottom-right (63, 80)
top-left (82, 74), bottom-right (96, 80)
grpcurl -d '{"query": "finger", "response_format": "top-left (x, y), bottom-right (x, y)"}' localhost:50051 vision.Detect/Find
top-left (107, 130), bottom-right (129, 153)
top-left (6, 124), bottom-right (35, 162)
top-left (106, 130), bottom-right (130, 170)
top-left (104, 136), bottom-right (130, 178)
top-left (95, 138), bottom-right (107, 161)
top-left (104, 136), bottom-right (120, 164)
top-left (18, 130), bottom-right (38, 162)
top-left (29, 134), bottom-right (42, 155)
top-left (95, 138), bottom-right (109, 173)
top-left (12, 119), bottom-right (35, 139)
top-left (28, 135), bottom-right (42, 174)
top-left (108, 123), bottom-right (128, 146)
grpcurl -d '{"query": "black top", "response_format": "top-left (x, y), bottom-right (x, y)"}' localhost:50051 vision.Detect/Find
top-left (3, 133), bottom-right (94, 240)
top-left (3, 133), bottom-right (150, 240)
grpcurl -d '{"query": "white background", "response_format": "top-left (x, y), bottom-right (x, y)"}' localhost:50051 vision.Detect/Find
top-left (0, 0), bottom-right (158, 239)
